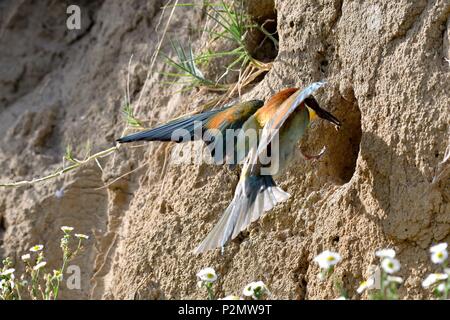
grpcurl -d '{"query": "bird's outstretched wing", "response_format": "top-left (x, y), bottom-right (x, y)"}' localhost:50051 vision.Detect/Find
top-left (256, 81), bottom-right (326, 159)
top-left (117, 100), bottom-right (264, 143)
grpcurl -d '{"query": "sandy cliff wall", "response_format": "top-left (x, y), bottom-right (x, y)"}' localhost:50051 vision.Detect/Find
top-left (0, 0), bottom-right (448, 299)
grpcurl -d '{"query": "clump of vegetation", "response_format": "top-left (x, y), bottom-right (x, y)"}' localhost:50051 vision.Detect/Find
top-left (196, 266), bottom-right (269, 300)
top-left (196, 242), bottom-right (450, 300)
top-left (358, 249), bottom-right (402, 300)
top-left (313, 250), bottom-right (347, 299)
top-left (0, 227), bottom-right (89, 300)
top-left (122, 103), bottom-right (144, 129)
top-left (162, 1), bottom-right (276, 99)
top-left (196, 267), bottom-right (218, 300)
top-left (161, 39), bottom-right (223, 91)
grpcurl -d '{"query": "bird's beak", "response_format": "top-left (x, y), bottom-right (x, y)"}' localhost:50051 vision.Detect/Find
top-left (304, 96), bottom-right (341, 128)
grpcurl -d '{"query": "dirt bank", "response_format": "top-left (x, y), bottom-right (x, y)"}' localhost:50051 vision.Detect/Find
top-left (0, 0), bottom-right (448, 299)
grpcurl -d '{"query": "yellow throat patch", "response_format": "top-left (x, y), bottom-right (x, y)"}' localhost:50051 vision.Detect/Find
top-left (307, 107), bottom-right (317, 121)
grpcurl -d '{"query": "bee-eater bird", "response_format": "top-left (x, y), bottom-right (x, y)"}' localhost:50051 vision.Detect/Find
top-left (194, 82), bottom-right (341, 253)
top-left (116, 100), bottom-right (264, 164)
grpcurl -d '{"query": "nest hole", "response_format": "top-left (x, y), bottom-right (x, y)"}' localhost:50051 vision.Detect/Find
top-left (244, 0), bottom-right (279, 63)
top-left (0, 216), bottom-right (5, 232)
top-left (325, 92), bottom-right (362, 184)
top-left (0, 216), bottom-right (5, 248)
top-left (303, 89), bottom-right (362, 185)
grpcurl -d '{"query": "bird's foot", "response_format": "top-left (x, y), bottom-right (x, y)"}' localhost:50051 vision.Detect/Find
top-left (301, 146), bottom-right (326, 162)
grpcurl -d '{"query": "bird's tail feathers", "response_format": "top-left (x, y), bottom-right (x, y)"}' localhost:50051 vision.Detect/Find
top-left (193, 175), bottom-right (289, 254)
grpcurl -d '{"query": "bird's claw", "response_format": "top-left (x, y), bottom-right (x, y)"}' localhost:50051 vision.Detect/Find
top-left (301, 146), bottom-right (326, 162)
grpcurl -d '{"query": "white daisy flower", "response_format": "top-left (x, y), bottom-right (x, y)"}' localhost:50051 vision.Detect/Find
top-left (251, 281), bottom-right (268, 298)
top-left (242, 281), bottom-right (268, 299)
top-left (357, 277), bottom-right (375, 294)
top-left (422, 273), bottom-right (448, 288)
top-left (313, 250), bottom-right (341, 269)
top-left (61, 226), bottom-right (74, 233)
top-left (430, 243), bottom-right (448, 264)
top-left (196, 267), bottom-right (217, 283)
top-left (335, 296), bottom-right (346, 300)
top-left (243, 283), bottom-right (255, 297)
top-left (219, 295), bottom-right (243, 300)
top-left (21, 254), bottom-right (31, 261)
top-left (430, 243), bottom-right (448, 253)
top-left (1, 268), bottom-right (15, 276)
top-left (75, 234), bottom-right (89, 240)
top-left (29, 245), bottom-right (44, 252)
top-left (33, 261), bottom-right (47, 271)
top-left (375, 248), bottom-right (396, 258)
top-left (431, 251), bottom-right (448, 264)
top-left (381, 257), bottom-right (400, 274)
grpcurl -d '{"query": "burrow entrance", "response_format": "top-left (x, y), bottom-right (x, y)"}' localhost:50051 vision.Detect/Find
top-left (244, 0), bottom-right (279, 63)
top-left (324, 91), bottom-right (362, 184)
top-left (301, 90), bottom-right (362, 185)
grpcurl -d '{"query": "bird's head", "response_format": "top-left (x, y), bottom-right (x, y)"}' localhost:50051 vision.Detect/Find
top-left (304, 96), bottom-right (341, 128)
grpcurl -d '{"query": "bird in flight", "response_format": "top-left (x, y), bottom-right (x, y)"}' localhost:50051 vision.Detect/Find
top-left (116, 82), bottom-right (341, 253)
top-left (193, 82), bottom-right (341, 253)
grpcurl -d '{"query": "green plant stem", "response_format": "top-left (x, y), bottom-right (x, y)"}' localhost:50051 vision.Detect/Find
top-left (31, 269), bottom-right (40, 300)
top-left (444, 278), bottom-right (449, 300)
top-left (443, 261), bottom-right (449, 300)
top-left (332, 273), bottom-right (346, 298)
top-left (380, 269), bottom-right (386, 299)
top-left (52, 260), bottom-right (66, 300)
top-left (205, 283), bottom-right (214, 300)
top-left (15, 283), bottom-right (22, 300)
top-left (0, 146), bottom-right (118, 188)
